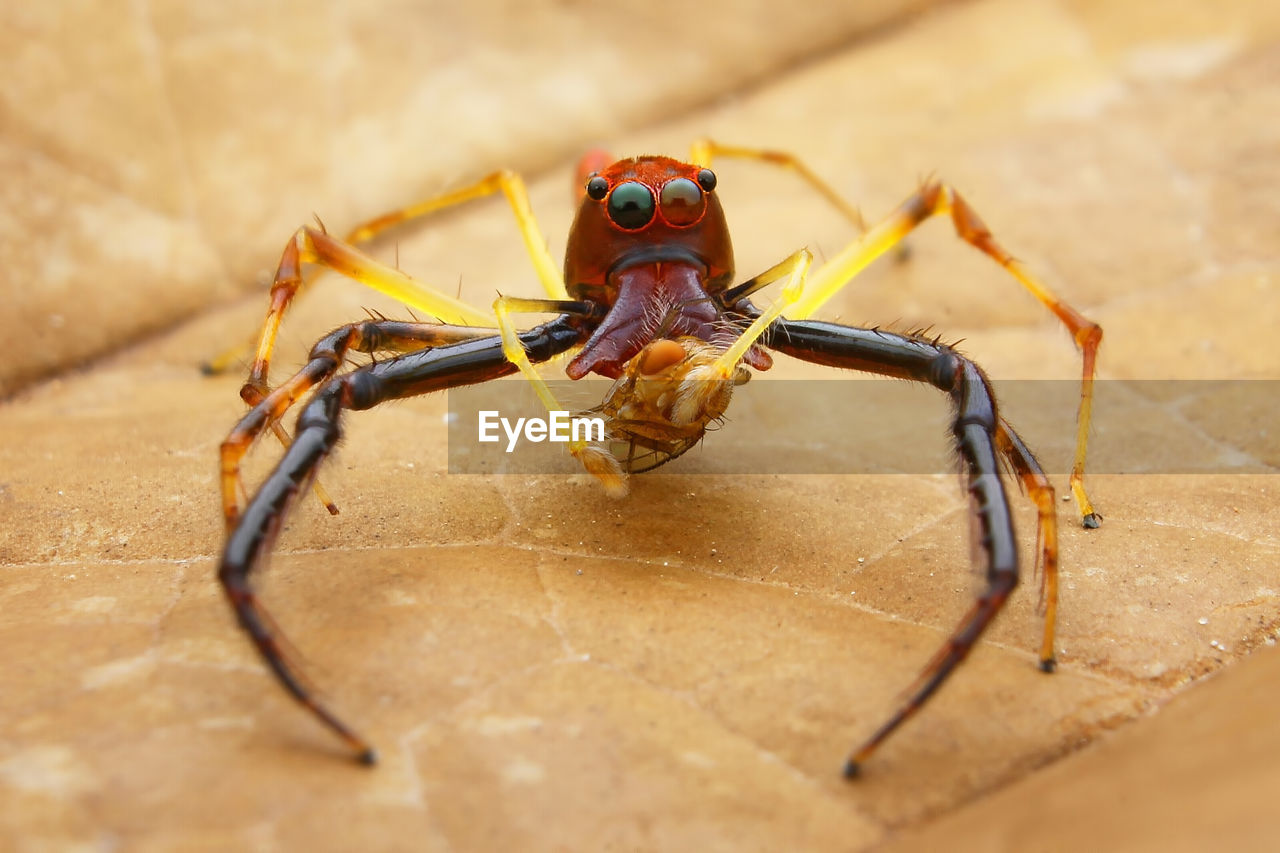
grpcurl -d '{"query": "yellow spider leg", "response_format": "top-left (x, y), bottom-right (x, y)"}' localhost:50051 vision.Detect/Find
top-left (996, 420), bottom-right (1060, 669)
top-left (709, 248), bottom-right (812, 379)
top-left (690, 138), bottom-right (868, 232)
top-left (245, 226), bottom-right (491, 392)
top-left (206, 228), bottom-right (492, 380)
top-left (493, 296), bottom-right (626, 495)
top-left (492, 296), bottom-right (574, 418)
top-left (226, 170), bottom-right (564, 515)
top-left (784, 181), bottom-right (1102, 526)
top-left (208, 168), bottom-right (565, 380)
top-left (240, 227), bottom-right (497, 515)
top-left (345, 169), bottom-right (568, 302)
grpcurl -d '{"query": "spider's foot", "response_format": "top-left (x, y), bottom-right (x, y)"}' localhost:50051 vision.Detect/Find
top-left (1082, 512), bottom-right (1102, 530)
top-left (356, 747), bottom-right (379, 766)
top-left (1039, 657), bottom-right (1058, 674)
top-left (842, 758), bottom-right (862, 780)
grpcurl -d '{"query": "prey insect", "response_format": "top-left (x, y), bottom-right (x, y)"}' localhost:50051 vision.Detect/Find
top-left (216, 140), bottom-right (1102, 776)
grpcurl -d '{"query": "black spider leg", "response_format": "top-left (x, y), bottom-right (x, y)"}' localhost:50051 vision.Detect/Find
top-left (219, 314), bottom-right (584, 764)
top-left (765, 318), bottom-right (1053, 778)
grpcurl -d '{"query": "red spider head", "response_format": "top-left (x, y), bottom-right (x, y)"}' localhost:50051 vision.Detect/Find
top-left (564, 156), bottom-right (733, 294)
top-left (562, 156), bottom-right (739, 378)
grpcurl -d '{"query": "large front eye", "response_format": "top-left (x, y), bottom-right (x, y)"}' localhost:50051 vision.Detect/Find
top-left (659, 178), bottom-right (705, 226)
top-left (607, 181), bottom-right (655, 230)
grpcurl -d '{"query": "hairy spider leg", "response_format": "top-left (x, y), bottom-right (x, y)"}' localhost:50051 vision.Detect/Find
top-left (247, 322), bottom-right (498, 516)
top-left (768, 180), bottom-right (1104, 528)
top-left (220, 321), bottom-right (498, 530)
top-left (688, 142), bottom-right (1098, 527)
top-left (764, 317), bottom-right (1056, 776)
top-left (225, 227), bottom-right (497, 515)
top-left (219, 316), bottom-right (584, 763)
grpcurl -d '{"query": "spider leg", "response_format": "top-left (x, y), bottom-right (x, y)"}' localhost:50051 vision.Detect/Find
top-left (220, 320), bottom-right (496, 530)
top-left (690, 139), bottom-right (870, 233)
top-left (238, 226), bottom-right (494, 405)
top-left (344, 170), bottom-right (568, 302)
top-left (204, 167), bottom-right (567, 378)
top-left (706, 249), bottom-right (810, 378)
top-left (765, 318), bottom-right (1052, 776)
top-left (780, 180), bottom-right (1101, 527)
top-left (220, 316), bottom-right (584, 763)
top-left (214, 169), bottom-right (569, 511)
top-left (493, 296), bottom-right (627, 494)
top-left (216, 225), bottom-right (500, 517)
top-left (244, 322), bottom-right (499, 517)
top-left (996, 419), bottom-right (1059, 671)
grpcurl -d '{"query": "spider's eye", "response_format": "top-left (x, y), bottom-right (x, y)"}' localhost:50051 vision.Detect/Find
top-left (586, 175), bottom-right (608, 201)
top-left (607, 181), bottom-right (655, 230)
top-left (696, 168), bottom-right (717, 192)
top-left (659, 177), bottom-right (705, 226)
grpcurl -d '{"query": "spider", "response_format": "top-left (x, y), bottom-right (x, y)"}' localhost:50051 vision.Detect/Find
top-left (216, 140), bottom-right (1102, 776)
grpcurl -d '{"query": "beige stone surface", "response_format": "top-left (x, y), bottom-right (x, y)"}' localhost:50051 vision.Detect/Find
top-left (2, 0), bottom-right (1279, 850)
top-left (884, 640), bottom-right (1280, 853)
